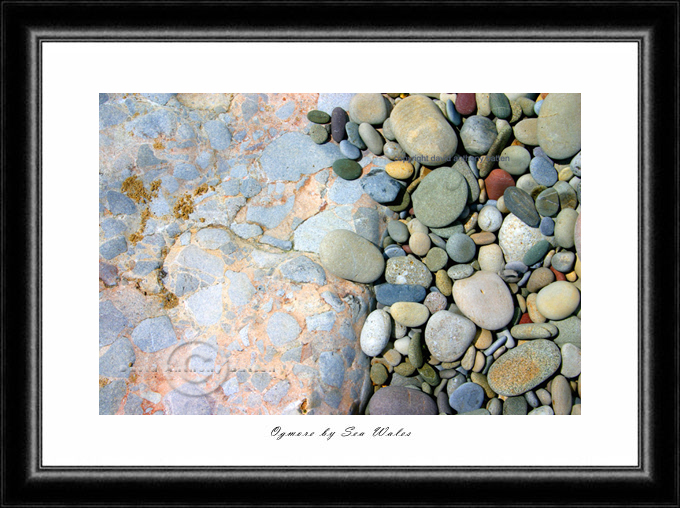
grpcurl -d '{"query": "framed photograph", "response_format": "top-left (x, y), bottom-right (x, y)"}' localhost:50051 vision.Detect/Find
top-left (2, 2), bottom-right (678, 505)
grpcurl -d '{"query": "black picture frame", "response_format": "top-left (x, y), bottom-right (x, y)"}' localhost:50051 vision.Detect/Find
top-left (2, 2), bottom-right (678, 506)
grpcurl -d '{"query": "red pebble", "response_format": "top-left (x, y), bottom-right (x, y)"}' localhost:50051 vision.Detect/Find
top-left (455, 93), bottom-right (476, 115)
top-left (550, 267), bottom-right (567, 281)
top-left (402, 244), bottom-right (413, 254)
top-left (408, 207), bottom-right (415, 216)
top-left (519, 312), bottom-right (533, 324)
top-left (485, 169), bottom-right (515, 201)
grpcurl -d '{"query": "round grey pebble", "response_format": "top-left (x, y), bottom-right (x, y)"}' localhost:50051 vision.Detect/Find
top-left (487, 397), bottom-right (503, 415)
top-left (460, 115), bottom-right (498, 156)
top-left (551, 251), bottom-right (575, 273)
top-left (345, 122), bottom-right (367, 150)
top-left (387, 220), bottom-right (409, 243)
top-left (529, 156), bottom-right (558, 187)
top-left (540, 216), bottom-right (555, 236)
top-left (503, 396), bottom-right (528, 415)
top-left (447, 264), bottom-right (475, 280)
top-left (449, 382), bottom-right (485, 413)
top-left (309, 124), bottom-right (329, 144)
top-left (359, 122), bottom-right (384, 155)
top-left (524, 390), bottom-right (540, 408)
top-left (384, 141), bottom-right (406, 161)
top-left (339, 139), bottom-right (361, 160)
top-left (446, 233), bottom-right (477, 263)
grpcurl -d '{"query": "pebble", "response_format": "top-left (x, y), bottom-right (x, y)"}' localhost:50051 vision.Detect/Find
top-left (510, 323), bottom-right (558, 339)
top-left (452, 271), bottom-right (514, 330)
top-left (560, 343), bottom-right (581, 378)
top-left (554, 181), bottom-right (579, 209)
top-left (477, 205), bottom-right (503, 232)
top-left (407, 219), bottom-right (429, 235)
top-left (460, 115), bottom-right (497, 156)
top-left (570, 151), bottom-right (581, 177)
top-left (360, 309), bottom-right (392, 356)
top-left (331, 107), bottom-right (349, 142)
top-left (391, 95), bottom-right (458, 163)
top-left (455, 93), bottom-right (476, 115)
top-left (435, 269), bottom-right (453, 296)
top-left (499, 145), bottom-right (531, 175)
top-left (485, 169), bottom-right (515, 201)
top-left (360, 168), bottom-right (401, 203)
top-left (349, 93), bottom-right (389, 125)
top-left (537, 93), bottom-right (581, 159)
top-left (437, 390), bottom-right (454, 414)
top-left (332, 159), bottom-right (362, 180)
top-left (446, 99), bottom-right (462, 126)
top-left (387, 220), bottom-right (409, 243)
top-left (391, 302), bottom-right (430, 327)
top-left (513, 118), bottom-right (538, 146)
top-left (529, 156), bottom-right (558, 186)
top-left (489, 93), bottom-right (511, 119)
top-left (382, 118), bottom-right (396, 141)
top-left (551, 251), bottom-right (575, 273)
top-left (550, 374), bottom-right (573, 415)
top-left (528, 405), bottom-right (554, 415)
top-left (503, 396), bottom-right (528, 415)
top-left (487, 339), bottom-right (562, 396)
top-left (487, 397), bottom-right (503, 415)
top-left (536, 281), bottom-right (580, 320)
top-left (370, 363), bottom-right (388, 385)
top-left (409, 232), bottom-right (431, 256)
top-left (425, 310), bottom-right (477, 362)
top-left (411, 166), bottom-right (468, 228)
top-left (385, 255), bottom-right (433, 288)
top-left (394, 361), bottom-right (416, 377)
top-left (523, 239), bottom-right (550, 266)
top-left (535, 187), bottom-right (560, 217)
top-left (445, 233), bottom-right (477, 263)
top-left (517, 97), bottom-right (536, 117)
top-left (536, 389), bottom-right (552, 406)
top-left (423, 247), bottom-right (448, 272)
top-left (384, 245), bottom-right (406, 258)
top-left (394, 337), bottom-right (411, 356)
top-left (526, 293), bottom-right (546, 323)
top-left (498, 214), bottom-right (546, 263)
top-left (368, 386), bottom-right (437, 415)
top-left (471, 232), bottom-right (496, 246)
top-left (339, 140), bottom-right (361, 160)
top-left (307, 110), bottom-right (331, 124)
top-left (478, 244), bottom-right (504, 272)
top-left (319, 229), bottom-right (385, 283)
top-left (539, 216), bottom-right (555, 236)
top-left (447, 264), bottom-right (475, 280)
top-left (309, 124), bottom-right (329, 144)
top-left (418, 363), bottom-right (441, 386)
top-left (475, 93), bottom-right (491, 116)
top-left (383, 349), bottom-right (402, 367)
top-left (423, 291), bottom-right (448, 314)
top-left (384, 141), bottom-right (406, 161)
top-left (345, 121), bottom-right (366, 149)
top-left (533, 99), bottom-right (543, 116)
top-left (374, 283), bottom-right (427, 306)
top-left (359, 123), bottom-right (384, 155)
top-left (408, 331), bottom-right (424, 368)
top-left (574, 213), bottom-right (581, 259)
top-left (503, 187), bottom-right (540, 228)
top-left (449, 382), bottom-right (485, 413)
top-left (386, 161), bottom-right (414, 180)
top-left (554, 208), bottom-right (579, 248)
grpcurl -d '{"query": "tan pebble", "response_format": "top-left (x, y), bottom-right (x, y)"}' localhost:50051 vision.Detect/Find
top-left (526, 293), bottom-right (546, 323)
top-left (406, 176), bottom-right (422, 194)
top-left (543, 250), bottom-right (555, 268)
top-left (435, 269), bottom-right (453, 296)
top-left (371, 357), bottom-right (393, 373)
top-left (546, 378), bottom-right (552, 393)
top-left (496, 195), bottom-right (508, 213)
top-left (570, 380), bottom-right (578, 392)
top-left (472, 350), bottom-right (485, 372)
top-left (517, 339), bottom-right (529, 346)
top-left (474, 328), bottom-right (493, 350)
top-left (427, 355), bottom-right (441, 366)
top-left (508, 283), bottom-right (519, 294)
top-left (510, 100), bottom-right (523, 123)
top-left (574, 255), bottom-right (581, 277)
top-left (493, 345), bottom-right (507, 359)
top-left (461, 346), bottom-right (476, 370)
top-left (558, 167), bottom-right (574, 181)
top-left (383, 349), bottom-right (402, 367)
top-left (409, 232), bottom-right (431, 256)
top-left (476, 93), bottom-right (491, 116)
top-left (479, 188), bottom-right (487, 203)
top-left (566, 271), bottom-right (578, 282)
top-left (420, 166), bottom-right (432, 179)
top-left (407, 218), bottom-right (428, 235)
top-left (471, 372), bottom-right (497, 398)
top-left (571, 404), bottom-right (581, 415)
top-left (478, 178), bottom-right (485, 191)
top-left (516, 294), bottom-right (527, 314)
top-left (386, 161), bottom-right (415, 180)
top-left (470, 231), bottom-right (496, 245)
top-left (464, 213), bottom-right (479, 233)
top-left (511, 139), bottom-right (524, 147)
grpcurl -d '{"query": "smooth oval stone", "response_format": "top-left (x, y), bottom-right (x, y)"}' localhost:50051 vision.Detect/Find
top-left (574, 212), bottom-right (581, 258)
top-left (382, 117), bottom-right (396, 141)
top-left (452, 271), bottom-right (514, 330)
top-left (485, 168), bottom-right (515, 201)
top-left (499, 145), bottom-right (531, 175)
top-left (412, 166), bottom-right (468, 228)
top-left (437, 390), bottom-right (453, 414)
top-left (360, 168), bottom-right (401, 203)
top-left (537, 93), bottom-right (581, 159)
top-left (408, 232), bottom-right (430, 256)
top-left (516, 173), bottom-right (540, 195)
top-left (445, 233), bottom-right (477, 263)
top-left (528, 405), bottom-right (554, 415)
top-left (570, 151), bottom-right (581, 177)
top-left (367, 386), bottom-right (437, 415)
top-left (498, 214), bottom-right (546, 263)
top-left (429, 233), bottom-right (447, 250)
top-left (423, 291), bottom-right (448, 313)
top-left (332, 159), bottom-right (362, 181)
top-left (529, 156), bottom-right (558, 186)
top-left (418, 362), bottom-right (440, 386)
top-left (487, 339), bottom-right (562, 396)
top-left (385, 255), bottom-right (433, 288)
top-left (513, 118), bottom-right (538, 145)
top-left (527, 267), bottom-right (555, 293)
top-left (551, 251), bottom-right (575, 273)
top-left (387, 220), bottom-right (409, 243)
top-left (391, 95), bottom-right (458, 165)
top-left (503, 187), bottom-right (540, 227)
top-left (453, 159), bottom-right (480, 204)
top-left (489, 93), bottom-right (511, 119)
top-left (349, 93), bottom-right (389, 125)
top-left (435, 269), bottom-right (453, 296)
top-left (394, 337), bottom-right (411, 356)
top-left (339, 140), bottom-right (361, 160)
top-left (447, 264), bottom-right (474, 280)
top-left (560, 343), bottom-right (581, 378)
top-left (535, 187), bottom-right (560, 217)
top-left (460, 115), bottom-right (497, 156)
top-left (386, 187), bottom-right (411, 213)
top-left (540, 216), bottom-right (555, 236)
top-left (554, 208), bottom-right (579, 248)
top-left (331, 107), bottom-right (349, 142)
top-left (510, 323), bottom-right (558, 339)
top-left (425, 310), bottom-right (477, 362)
top-left (503, 396), bottom-right (528, 415)
top-left (424, 247), bottom-right (448, 272)
top-left (449, 382), bottom-right (485, 413)
top-left (553, 180), bottom-right (579, 209)
top-left (370, 363), bottom-right (388, 385)
top-left (384, 245), bottom-right (406, 258)
top-left (536, 281), bottom-right (580, 320)
top-left (309, 124), bottom-right (329, 144)
top-left (384, 141), bottom-right (406, 161)
top-left (359, 123), bottom-right (384, 155)
top-left (307, 109), bottom-right (331, 124)
top-left (391, 302), bottom-right (430, 327)
top-left (478, 244), bottom-right (504, 272)
top-left (522, 239), bottom-right (550, 266)
top-left (550, 316), bottom-right (581, 348)
top-left (374, 283), bottom-right (427, 306)
top-left (319, 229), bottom-right (385, 283)
top-left (446, 99), bottom-right (462, 125)
top-left (533, 100), bottom-right (543, 116)
top-left (345, 121), bottom-right (366, 149)
top-left (550, 374), bottom-right (573, 415)
top-left (455, 93), bottom-right (476, 115)
top-left (517, 97), bottom-right (536, 116)
top-left (360, 309), bottom-right (391, 356)
top-left (408, 331), bottom-right (424, 368)
top-left (478, 205), bottom-right (503, 232)
top-left (386, 161), bottom-right (414, 180)
top-left (430, 223), bottom-right (464, 239)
